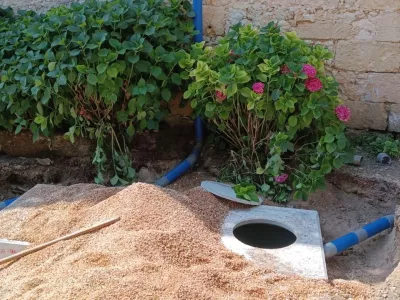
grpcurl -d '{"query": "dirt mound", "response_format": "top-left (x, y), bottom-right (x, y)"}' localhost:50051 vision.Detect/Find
top-left (0, 183), bottom-right (370, 299)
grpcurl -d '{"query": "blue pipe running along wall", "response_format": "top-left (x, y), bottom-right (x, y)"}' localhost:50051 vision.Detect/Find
top-left (154, 0), bottom-right (204, 187)
top-left (324, 215), bottom-right (395, 258)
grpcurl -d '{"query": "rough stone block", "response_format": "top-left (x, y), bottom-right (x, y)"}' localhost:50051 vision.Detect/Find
top-left (295, 21), bottom-right (355, 40)
top-left (335, 41), bottom-right (400, 72)
top-left (389, 104), bottom-right (400, 133)
top-left (357, 0), bottom-right (400, 10)
top-left (345, 101), bottom-right (388, 130)
top-left (335, 71), bottom-right (400, 104)
top-left (203, 5), bottom-right (227, 36)
top-left (375, 12), bottom-right (400, 42)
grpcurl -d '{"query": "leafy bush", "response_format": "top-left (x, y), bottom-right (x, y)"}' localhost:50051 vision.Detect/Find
top-left (353, 133), bottom-right (400, 158)
top-left (0, 0), bottom-right (195, 184)
top-left (233, 183), bottom-right (259, 202)
top-left (183, 23), bottom-right (351, 202)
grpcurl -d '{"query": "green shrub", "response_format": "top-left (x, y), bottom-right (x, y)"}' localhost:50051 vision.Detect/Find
top-left (182, 23), bottom-right (351, 202)
top-left (353, 133), bottom-right (400, 158)
top-left (0, 0), bottom-right (195, 184)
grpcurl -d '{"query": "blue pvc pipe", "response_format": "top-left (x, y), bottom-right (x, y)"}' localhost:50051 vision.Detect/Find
top-left (193, 0), bottom-right (203, 43)
top-left (155, 117), bottom-right (203, 187)
top-left (324, 215), bottom-right (395, 258)
top-left (154, 0), bottom-right (204, 187)
top-left (0, 196), bottom-right (19, 210)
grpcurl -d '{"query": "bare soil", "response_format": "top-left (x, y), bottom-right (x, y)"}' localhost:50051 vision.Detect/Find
top-left (1, 142), bottom-right (400, 298)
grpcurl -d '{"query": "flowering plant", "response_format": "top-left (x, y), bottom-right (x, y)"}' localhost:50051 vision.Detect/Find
top-left (182, 23), bottom-right (351, 202)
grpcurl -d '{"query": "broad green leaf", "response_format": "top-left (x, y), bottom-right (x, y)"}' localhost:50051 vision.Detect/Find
top-left (117, 111), bottom-right (129, 122)
top-left (48, 62), bottom-right (56, 72)
top-left (127, 124), bottom-right (135, 137)
top-left (256, 167), bottom-right (265, 175)
top-left (68, 72), bottom-right (77, 83)
top-left (128, 55), bottom-right (139, 64)
top-left (326, 143), bottom-right (337, 153)
top-left (288, 116), bottom-right (298, 127)
top-left (161, 88), bottom-right (171, 101)
top-left (57, 75), bottom-right (67, 86)
top-left (70, 49), bottom-right (80, 56)
top-left (6, 84), bottom-right (17, 95)
top-left (109, 39), bottom-right (121, 49)
top-left (36, 102), bottom-right (44, 115)
top-left (226, 83), bottom-right (238, 97)
top-left (41, 88), bottom-right (51, 104)
top-left (110, 175), bottom-right (119, 186)
top-left (320, 164), bottom-right (332, 174)
top-left (333, 157), bottom-right (344, 169)
top-left (76, 65), bottom-right (87, 73)
top-left (171, 73), bottom-right (182, 85)
top-left (70, 107), bottom-right (77, 118)
top-left (144, 26), bottom-right (155, 35)
top-left (88, 74), bottom-right (98, 85)
top-left (135, 60), bottom-right (150, 73)
top-left (15, 124), bottom-right (22, 134)
top-left (240, 87), bottom-right (251, 97)
top-left (272, 89), bottom-right (280, 101)
top-left (97, 63), bottom-right (107, 74)
top-left (107, 68), bottom-right (118, 78)
top-left (128, 99), bottom-right (137, 114)
top-left (324, 134), bottom-right (335, 143)
top-left (107, 53), bottom-right (118, 61)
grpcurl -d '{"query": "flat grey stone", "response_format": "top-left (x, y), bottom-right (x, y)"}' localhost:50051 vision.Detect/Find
top-left (201, 181), bottom-right (262, 206)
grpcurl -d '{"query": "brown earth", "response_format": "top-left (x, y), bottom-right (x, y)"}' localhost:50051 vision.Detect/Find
top-left (1, 133), bottom-right (400, 298)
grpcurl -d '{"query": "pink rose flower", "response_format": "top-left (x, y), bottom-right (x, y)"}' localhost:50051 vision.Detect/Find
top-left (305, 78), bottom-right (323, 92)
top-left (275, 174), bottom-right (288, 184)
top-left (216, 90), bottom-right (227, 102)
top-left (280, 64), bottom-right (291, 74)
top-left (252, 82), bottom-right (264, 94)
top-left (302, 64), bottom-right (317, 78)
top-left (335, 105), bottom-right (351, 122)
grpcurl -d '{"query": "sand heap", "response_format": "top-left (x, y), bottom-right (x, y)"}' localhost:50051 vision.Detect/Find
top-left (0, 183), bottom-right (370, 299)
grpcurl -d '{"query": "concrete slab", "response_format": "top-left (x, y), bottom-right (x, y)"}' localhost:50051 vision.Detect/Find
top-left (221, 205), bottom-right (327, 279)
top-left (0, 239), bottom-right (30, 259)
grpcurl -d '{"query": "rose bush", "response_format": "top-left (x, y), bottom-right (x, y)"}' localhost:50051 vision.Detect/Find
top-left (182, 23), bottom-right (352, 202)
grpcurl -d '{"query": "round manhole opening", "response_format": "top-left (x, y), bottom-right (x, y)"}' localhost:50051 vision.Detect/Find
top-left (233, 222), bottom-right (296, 249)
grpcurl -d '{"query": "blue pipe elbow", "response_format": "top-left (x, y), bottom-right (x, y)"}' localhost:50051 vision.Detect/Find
top-left (155, 117), bottom-right (203, 187)
top-left (324, 215), bottom-right (395, 258)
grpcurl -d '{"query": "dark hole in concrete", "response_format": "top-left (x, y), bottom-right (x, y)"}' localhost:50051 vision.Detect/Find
top-left (233, 222), bottom-right (296, 249)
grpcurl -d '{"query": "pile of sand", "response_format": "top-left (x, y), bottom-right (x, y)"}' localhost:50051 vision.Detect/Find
top-left (0, 183), bottom-right (370, 299)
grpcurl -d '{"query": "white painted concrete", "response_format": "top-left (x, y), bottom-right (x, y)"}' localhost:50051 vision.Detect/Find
top-left (221, 205), bottom-right (327, 279)
top-left (0, 239), bottom-right (30, 259)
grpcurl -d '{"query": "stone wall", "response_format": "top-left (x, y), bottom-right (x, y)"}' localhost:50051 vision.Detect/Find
top-left (1, 0), bottom-right (399, 131)
top-left (203, 0), bottom-right (400, 132)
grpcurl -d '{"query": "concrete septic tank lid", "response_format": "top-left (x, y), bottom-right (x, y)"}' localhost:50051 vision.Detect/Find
top-left (222, 205), bottom-right (327, 279)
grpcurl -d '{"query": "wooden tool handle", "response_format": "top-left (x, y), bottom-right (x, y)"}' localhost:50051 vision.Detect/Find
top-left (0, 217), bottom-right (120, 265)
